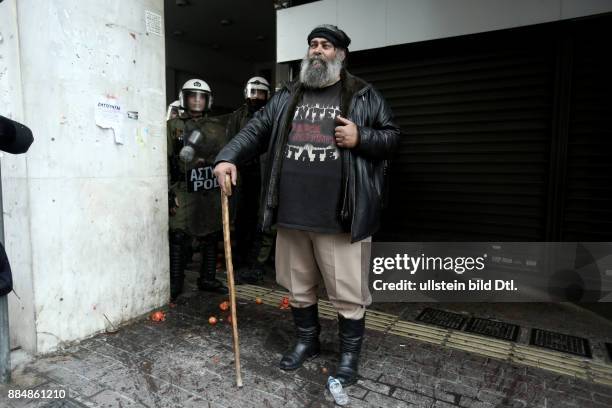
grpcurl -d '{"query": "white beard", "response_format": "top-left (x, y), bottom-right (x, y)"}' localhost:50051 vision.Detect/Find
top-left (299, 53), bottom-right (343, 89)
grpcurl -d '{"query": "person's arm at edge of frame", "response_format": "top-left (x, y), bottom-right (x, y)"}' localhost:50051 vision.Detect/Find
top-left (0, 115), bottom-right (34, 154)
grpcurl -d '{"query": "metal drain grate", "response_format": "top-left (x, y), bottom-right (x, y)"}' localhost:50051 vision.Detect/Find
top-left (530, 329), bottom-right (592, 358)
top-left (416, 308), bottom-right (466, 330)
top-left (464, 317), bottom-right (520, 341)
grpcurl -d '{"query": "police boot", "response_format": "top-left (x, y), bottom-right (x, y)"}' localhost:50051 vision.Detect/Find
top-left (197, 235), bottom-right (228, 294)
top-left (335, 313), bottom-right (366, 387)
top-left (169, 230), bottom-right (187, 301)
top-left (279, 304), bottom-right (321, 370)
top-left (238, 262), bottom-right (265, 284)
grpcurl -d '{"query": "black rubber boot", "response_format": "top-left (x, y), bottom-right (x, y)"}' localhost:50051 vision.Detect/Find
top-left (169, 230), bottom-right (187, 301)
top-left (197, 234), bottom-right (228, 294)
top-left (335, 313), bottom-right (366, 387)
top-left (280, 304), bottom-right (321, 370)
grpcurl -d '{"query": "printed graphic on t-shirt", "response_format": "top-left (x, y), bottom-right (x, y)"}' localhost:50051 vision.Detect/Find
top-left (285, 103), bottom-right (341, 163)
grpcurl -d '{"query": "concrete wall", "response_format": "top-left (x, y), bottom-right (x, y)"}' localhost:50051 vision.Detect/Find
top-left (277, 0), bottom-right (612, 62)
top-left (0, 0), bottom-right (168, 354)
top-left (0, 0), bottom-right (36, 354)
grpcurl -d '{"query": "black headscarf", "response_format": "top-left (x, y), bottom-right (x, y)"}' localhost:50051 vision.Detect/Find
top-left (307, 24), bottom-right (351, 50)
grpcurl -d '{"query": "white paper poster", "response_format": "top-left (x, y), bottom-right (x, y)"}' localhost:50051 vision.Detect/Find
top-left (95, 96), bottom-right (124, 144)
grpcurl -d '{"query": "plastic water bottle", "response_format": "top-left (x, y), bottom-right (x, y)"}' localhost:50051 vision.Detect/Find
top-left (327, 376), bottom-right (349, 406)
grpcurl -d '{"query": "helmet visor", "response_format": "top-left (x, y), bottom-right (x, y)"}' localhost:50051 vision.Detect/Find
top-left (246, 87), bottom-right (268, 101)
top-left (185, 90), bottom-right (208, 112)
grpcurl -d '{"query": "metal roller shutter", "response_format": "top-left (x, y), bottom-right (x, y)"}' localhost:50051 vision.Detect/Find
top-left (349, 27), bottom-right (557, 241)
top-left (561, 17), bottom-right (612, 241)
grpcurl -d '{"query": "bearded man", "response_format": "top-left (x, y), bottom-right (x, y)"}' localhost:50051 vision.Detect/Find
top-left (214, 24), bottom-right (400, 386)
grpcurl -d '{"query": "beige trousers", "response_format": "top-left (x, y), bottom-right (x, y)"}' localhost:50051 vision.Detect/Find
top-left (275, 227), bottom-right (372, 319)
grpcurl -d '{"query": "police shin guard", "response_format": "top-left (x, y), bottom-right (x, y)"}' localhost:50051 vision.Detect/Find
top-left (279, 304), bottom-right (321, 370)
top-left (169, 230), bottom-right (187, 301)
top-left (197, 235), bottom-right (228, 294)
top-left (183, 239), bottom-right (194, 266)
top-left (237, 233), bottom-right (265, 284)
top-left (335, 314), bottom-right (366, 387)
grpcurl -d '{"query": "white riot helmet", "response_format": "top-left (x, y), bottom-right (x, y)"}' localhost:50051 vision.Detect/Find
top-left (166, 100), bottom-right (181, 121)
top-left (179, 79), bottom-right (213, 113)
top-left (244, 76), bottom-right (270, 100)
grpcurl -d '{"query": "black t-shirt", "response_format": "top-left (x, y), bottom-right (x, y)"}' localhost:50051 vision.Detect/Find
top-left (277, 81), bottom-right (344, 233)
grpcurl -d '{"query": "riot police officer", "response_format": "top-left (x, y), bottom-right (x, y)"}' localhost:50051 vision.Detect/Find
top-left (167, 79), bottom-right (229, 299)
top-left (226, 76), bottom-right (275, 284)
top-left (166, 100), bottom-right (182, 121)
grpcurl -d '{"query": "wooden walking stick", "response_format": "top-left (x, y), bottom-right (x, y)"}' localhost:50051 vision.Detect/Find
top-left (221, 173), bottom-right (243, 388)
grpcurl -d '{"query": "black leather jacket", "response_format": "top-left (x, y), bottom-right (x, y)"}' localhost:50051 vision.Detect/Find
top-left (215, 70), bottom-right (400, 242)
